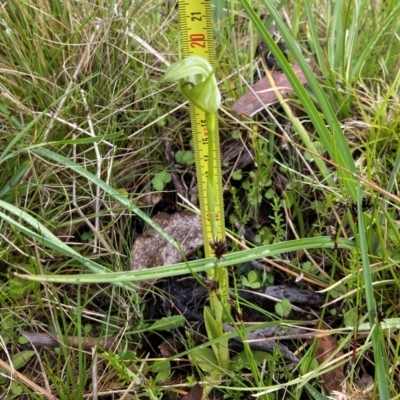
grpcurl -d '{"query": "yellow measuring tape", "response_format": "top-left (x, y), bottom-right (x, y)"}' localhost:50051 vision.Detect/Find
top-left (177, 0), bottom-right (225, 258)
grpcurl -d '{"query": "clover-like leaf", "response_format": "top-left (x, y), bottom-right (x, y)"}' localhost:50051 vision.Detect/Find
top-left (162, 55), bottom-right (221, 114)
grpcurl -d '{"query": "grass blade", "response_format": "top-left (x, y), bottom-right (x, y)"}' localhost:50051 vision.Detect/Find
top-left (357, 182), bottom-right (391, 398)
top-left (29, 146), bottom-right (182, 250)
top-left (15, 236), bottom-right (355, 284)
top-left (239, 0), bottom-right (357, 200)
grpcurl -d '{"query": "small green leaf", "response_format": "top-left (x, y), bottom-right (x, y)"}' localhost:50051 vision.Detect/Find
top-left (120, 350), bottom-right (137, 361)
top-left (117, 188), bottom-right (129, 198)
top-left (265, 188), bottom-right (275, 199)
top-left (175, 150), bottom-right (184, 163)
top-left (232, 169), bottom-right (242, 180)
top-left (18, 335), bottom-right (28, 345)
top-left (242, 271), bottom-right (261, 289)
top-left (186, 375), bottom-right (197, 385)
top-left (310, 200), bottom-right (325, 211)
top-left (329, 283), bottom-right (346, 299)
top-left (83, 323), bottom-right (92, 334)
top-left (189, 347), bottom-right (218, 374)
top-left (241, 275), bottom-right (250, 287)
top-left (148, 315), bottom-right (185, 331)
top-left (305, 382), bottom-right (329, 400)
top-left (154, 360), bottom-right (171, 382)
top-left (299, 355), bottom-right (319, 375)
top-left (231, 130), bottom-right (241, 139)
top-left (275, 299), bottom-right (291, 317)
top-left (182, 151), bottom-right (194, 165)
top-left (343, 308), bottom-right (359, 328)
top-left (81, 231), bottom-right (93, 242)
top-left (251, 281), bottom-right (261, 289)
top-left (1, 314), bottom-right (14, 329)
top-left (281, 298), bottom-right (292, 314)
top-left (151, 171), bottom-right (172, 191)
top-left (11, 382), bottom-right (23, 396)
top-left (232, 350), bottom-right (271, 366)
top-left (275, 303), bottom-right (284, 317)
top-left (247, 270), bottom-right (258, 284)
top-left (248, 271), bottom-right (261, 288)
top-left (176, 150), bottom-right (195, 165)
top-left (301, 261), bottom-right (313, 271)
top-left (11, 350), bottom-right (35, 370)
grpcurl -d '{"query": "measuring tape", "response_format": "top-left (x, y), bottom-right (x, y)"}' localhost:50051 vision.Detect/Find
top-left (177, 0), bottom-right (225, 258)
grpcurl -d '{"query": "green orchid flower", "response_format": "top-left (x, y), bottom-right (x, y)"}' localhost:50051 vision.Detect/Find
top-left (161, 55), bottom-right (221, 114)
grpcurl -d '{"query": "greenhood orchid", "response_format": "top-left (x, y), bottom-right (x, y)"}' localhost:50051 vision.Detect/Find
top-left (162, 58), bottom-right (230, 380)
top-left (161, 55), bottom-right (221, 114)
top-left (161, 56), bottom-right (222, 240)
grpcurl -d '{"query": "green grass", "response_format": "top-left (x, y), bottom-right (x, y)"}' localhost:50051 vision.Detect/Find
top-left (1, 0), bottom-right (400, 399)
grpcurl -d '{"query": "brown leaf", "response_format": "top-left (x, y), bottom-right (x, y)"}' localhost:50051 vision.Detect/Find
top-left (158, 338), bottom-right (180, 357)
top-left (130, 210), bottom-right (203, 271)
top-left (135, 192), bottom-right (163, 206)
top-left (181, 383), bottom-right (203, 400)
top-left (315, 327), bottom-right (345, 393)
top-left (231, 62), bottom-right (309, 117)
top-left (52, 225), bottom-right (78, 242)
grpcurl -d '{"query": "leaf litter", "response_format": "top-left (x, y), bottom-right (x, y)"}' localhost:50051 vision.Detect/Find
top-left (231, 61), bottom-right (312, 117)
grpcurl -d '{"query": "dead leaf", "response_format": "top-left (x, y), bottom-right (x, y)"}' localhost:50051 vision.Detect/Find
top-left (130, 210), bottom-right (202, 271)
top-left (231, 62), bottom-right (309, 117)
top-left (181, 383), bottom-right (203, 400)
top-left (315, 327), bottom-right (345, 393)
top-left (135, 192), bottom-right (163, 206)
top-left (315, 325), bottom-right (374, 399)
top-left (158, 338), bottom-right (180, 357)
top-left (53, 225), bottom-right (78, 242)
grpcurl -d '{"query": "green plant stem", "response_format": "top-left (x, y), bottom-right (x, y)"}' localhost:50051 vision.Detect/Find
top-left (204, 110), bottom-right (230, 375)
top-left (206, 112), bottom-right (218, 240)
top-left (357, 182), bottom-right (390, 398)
